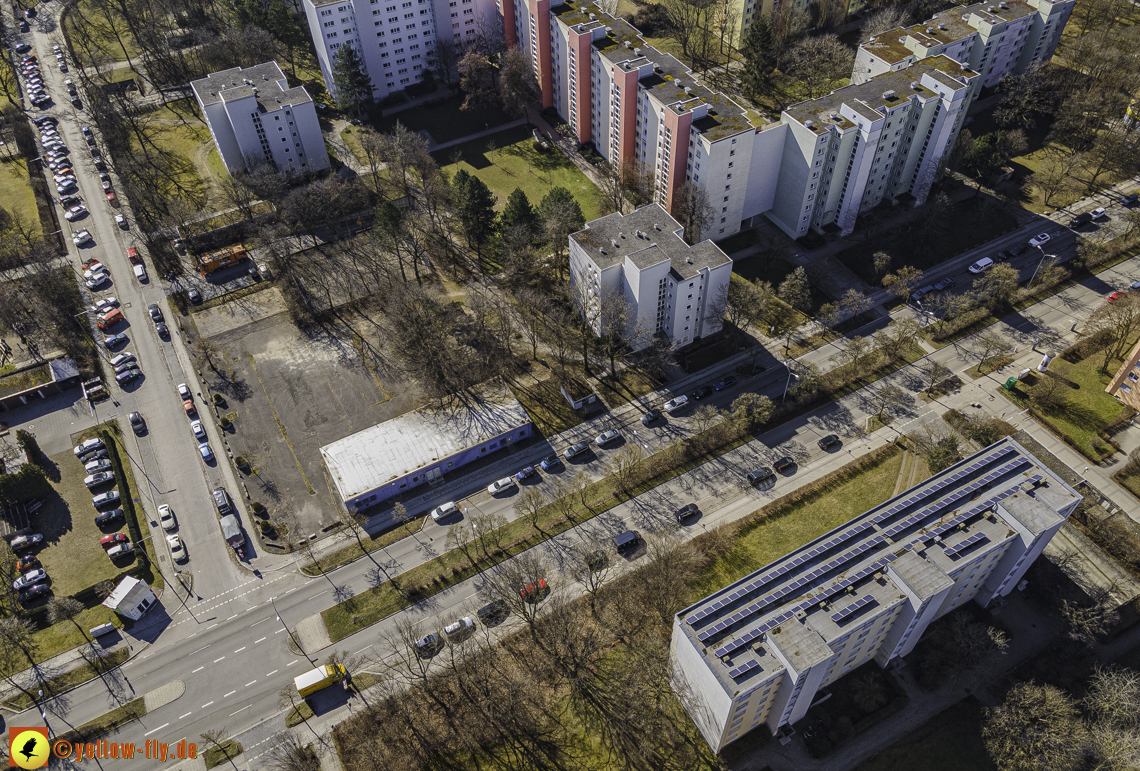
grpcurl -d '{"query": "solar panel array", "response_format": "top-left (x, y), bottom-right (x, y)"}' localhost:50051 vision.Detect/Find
top-left (727, 659), bottom-right (760, 680)
top-left (871, 446), bottom-right (1017, 527)
top-left (831, 594), bottom-right (877, 625)
top-left (943, 531), bottom-right (989, 560)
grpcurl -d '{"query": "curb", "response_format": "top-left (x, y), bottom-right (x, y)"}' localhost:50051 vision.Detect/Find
top-left (0, 639), bottom-right (151, 718)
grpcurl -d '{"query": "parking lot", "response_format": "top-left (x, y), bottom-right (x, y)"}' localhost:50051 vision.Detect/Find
top-left (200, 309), bottom-right (424, 541)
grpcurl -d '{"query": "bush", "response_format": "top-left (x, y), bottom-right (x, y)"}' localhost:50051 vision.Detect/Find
top-left (219, 416), bottom-right (231, 428)
top-left (631, 2), bottom-right (672, 35)
top-left (212, 393), bottom-right (224, 404)
top-left (251, 501), bottom-right (264, 513)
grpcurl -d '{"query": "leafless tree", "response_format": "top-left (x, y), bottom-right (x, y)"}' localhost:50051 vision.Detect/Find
top-left (982, 681), bottom-right (1085, 771)
top-left (513, 487), bottom-right (548, 535)
top-left (607, 444), bottom-right (644, 492)
top-left (782, 34), bottom-right (854, 98)
top-left (974, 328), bottom-right (1014, 369)
top-left (692, 404), bottom-right (720, 433)
top-left (264, 732), bottom-right (320, 771)
top-left (481, 551), bottom-right (552, 628)
top-left (671, 182), bottom-right (715, 244)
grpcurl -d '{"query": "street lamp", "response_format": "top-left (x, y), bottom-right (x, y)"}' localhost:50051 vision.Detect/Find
top-left (782, 359), bottom-right (798, 402)
top-left (1028, 246), bottom-right (1054, 288)
top-left (269, 597), bottom-right (315, 665)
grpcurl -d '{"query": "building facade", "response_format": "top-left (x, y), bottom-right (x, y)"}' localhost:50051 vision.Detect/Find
top-left (853, 0), bottom-right (1074, 87)
top-left (1105, 338), bottom-right (1140, 410)
top-left (302, 0), bottom-right (500, 103)
top-left (569, 203), bottom-right (732, 350)
top-left (671, 438), bottom-right (1081, 752)
top-left (190, 62), bottom-right (330, 175)
top-left (320, 383), bottom-right (533, 511)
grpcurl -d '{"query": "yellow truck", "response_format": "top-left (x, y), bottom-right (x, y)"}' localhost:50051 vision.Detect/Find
top-left (293, 664), bottom-right (347, 697)
top-left (196, 244), bottom-right (247, 277)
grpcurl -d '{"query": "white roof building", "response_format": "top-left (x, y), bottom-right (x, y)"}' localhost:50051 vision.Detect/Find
top-left (102, 576), bottom-right (157, 621)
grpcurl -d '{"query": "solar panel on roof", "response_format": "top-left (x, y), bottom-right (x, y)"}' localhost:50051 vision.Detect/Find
top-left (727, 659), bottom-right (761, 680)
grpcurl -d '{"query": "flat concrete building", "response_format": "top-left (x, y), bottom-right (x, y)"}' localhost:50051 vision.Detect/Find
top-left (191, 62), bottom-right (329, 175)
top-left (320, 382), bottom-right (533, 511)
top-left (671, 438), bottom-right (1081, 752)
top-left (569, 203), bottom-right (732, 350)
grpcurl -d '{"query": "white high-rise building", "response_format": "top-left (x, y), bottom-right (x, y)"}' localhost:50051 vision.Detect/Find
top-left (569, 204), bottom-right (732, 351)
top-left (190, 62), bottom-right (330, 174)
top-left (671, 438), bottom-right (1081, 752)
top-left (302, 0), bottom-right (500, 103)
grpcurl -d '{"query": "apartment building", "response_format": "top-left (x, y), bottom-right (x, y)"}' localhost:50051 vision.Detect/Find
top-left (671, 438), bottom-right (1081, 752)
top-left (1105, 338), bottom-right (1140, 410)
top-left (569, 203), bottom-right (732, 350)
top-left (302, 0), bottom-right (499, 103)
top-left (853, 0), bottom-right (1073, 87)
top-left (190, 62), bottom-right (330, 175)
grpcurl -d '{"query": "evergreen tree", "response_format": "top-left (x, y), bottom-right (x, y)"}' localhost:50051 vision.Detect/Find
top-left (537, 187), bottom-right (585, 233)
top-left (499, 187), bottom-right (538, 238)
top-left (263, 0), bottom-right (308, 77)
top-left (332, 45), bottom-right (374, 118)
top-left (739, 16), bottom-right (776, 102)
top-left (453, 169), bottom-right (497, 255)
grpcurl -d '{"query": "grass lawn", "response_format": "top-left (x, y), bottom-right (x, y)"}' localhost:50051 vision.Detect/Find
top-left (3, 647), bottom-right (129, 710)
top-left (438, 125), bottom-right (604, 219)
top-left (693, 446), bottom-right (925, 597)
top-left (284, 699), bottom-right (315, 728)
top-left (135, 101), bottom-right (213, 211)
top-left (0, 160), bottom-right (41, 232)
top-left (595, 367), bottom-right (660, 406)
top-left (997, 352), bottom-right (1125, 459)
top-left (837, 195), bottom-right (1020, 284)
top-left (57, 697), bottom-right (145, 744)
top-left (64, 0), bottom-right (141, 65)
top-left (203, 740), bottom-right (243, 769)
top-left (855, 697), bottom-right (997, 771)
top-left (375, 91), bottom-right (514, 146)
top-left (508, 377), bottom-right (585, 436)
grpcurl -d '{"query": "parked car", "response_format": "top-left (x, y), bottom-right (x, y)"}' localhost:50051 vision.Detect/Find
top-left (188, 289), bottom-right (202, 304)
top-left (911, 285), bottom-right (935, 302)
top-left (520, 578), bottom-right (549, 603)
top-left (74, 438), bottom-right (104, 456)
top-left (1090, 207), bottom-right (1107, 220)
top-left (663, 395), bottom-right (689, 413)
top-left (1124, 193), bottom-right (1139, 206)
top-left (100, 533), bottom-right (128, 549)
top-left (413, 632), bottom-right (442, 657)
top-left (15, 556), bottom-right (40, 572)
top-left (595, 428), bottom-right (621, 446)
top-left (933, 277), bottom-right (956, 291)
top-left (19, 585), bottom-right (49, 605)
top-left (477, 599), bottom-right (508, 625)
top-left (1107, 291), bottom-right (1126, 303)
top-left (713, 376), bottom-right (738, 391)
top-left (129, 412), bottom-right (145, 433)
top-left (147, 303), bottom-right (164, 323)
top-left (107, 543), bottom-right (134, 559)
top-left (443, 617), bottom-right (475, 642)
top-left (563, 441), bottom-right (591, 460)
top-left (968, 257), bottom-right (994, 273)
top-left (71, 229), bottom-right (92, 246)
top-left (539, 454), bottom-right (562, 471)
top-left (94, 509), bottom-right (125, 527)
top-left (86, 272), bottom-right (110, 290)
top-left (515, 465), bottom-right (537, 482)
top-left (190, 420), bottom-right (206, 440)
top-left (92, 490), bottom-right (120, 508)
top-left (114, 368), bottom-right (140, 385)
top-left (1029, 233), bottom-right (1051, 248)
top-left (674, 503), bottom-right (700, 524)
top-left (9, 534), bottom-right (43, 551)
top-left (92, 297), bottom-right (117, 312)
top-left (84, 471), bottom-right (114, 488)
top-left (641, 408), bottom-right (663, 425)
top-left (1069, 212), bottom-right (1092, 228)
top-left (613, 529), bottom-right (642, 554)
top-left (167, 534), bottom-right (186, 561)
top-left (115, 214), bottom-right (127, 229)
top-left (177, 383), bottom-right (192, 400)
top-left (108, 352), bottom-right (134, 367)
top-left (691, 386), bottom-right (713, 400)
top-left (78, 448), bottom-right (108, 463)
top-left (197, 442), bottom-right (213, 461)
top-left (13, 569), bottom-right (48, 591)
top-left (430, 501), bottom-right (458, 522)
top-left (818, 434), bottom-right (841, 451)
top-left (158, 504), bottom-right (176, 531)
top-left (487, 477), bottom-right (516, 495)
top-left (774, 456), bottom-right (797, 473)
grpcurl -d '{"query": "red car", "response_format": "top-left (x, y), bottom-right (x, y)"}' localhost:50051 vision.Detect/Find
top-left (520, 578), bottom-right (549, 603)
top-left (105, 191), bottom-right (116, 204)
top-left (82, 258), bottom-right (102, 270)
top-left (1107, 291), bottom-right (1126, 303)
top-left (16, 556), bottom-right (40, 572)
top-left (183, 400), bottom-right (196, 417)
top-left (100, 533), bottom-right (128, 549)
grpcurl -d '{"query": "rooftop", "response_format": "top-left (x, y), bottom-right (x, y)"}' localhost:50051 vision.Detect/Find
top-left (785, 56), bottom-right (976, 134)
top-left (862, 0), bottom-right (1037, 62)
top-left (570, 203), bottom-right (730, 280)
top-left (191, 61), bottom-right (314, 113)
top-left (675, 438), bottom-right (1080, 695)
top-left (320, 382), bottom-right (532, 502)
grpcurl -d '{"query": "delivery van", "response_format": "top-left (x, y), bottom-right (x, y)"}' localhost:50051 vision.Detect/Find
top-left (293, 664), bottom-right (347, 697)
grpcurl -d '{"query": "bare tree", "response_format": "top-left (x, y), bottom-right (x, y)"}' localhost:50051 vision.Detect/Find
top-left (974, 329), bottom-right (1014, 369)
top-left (513, 487), bottom-right (548, 535)
top-left (481, 552), bottom-right (552, 628)
top-left (782, 34), bottom-right (854, 98)
top-left (671, 182), bottom-right (715, 244)
top-left (982, 681), bottom-right (1085, 771)
top-left (264, 732), bottom-right (320, 771)
top-left (607, 444), bottom-right (644, 492)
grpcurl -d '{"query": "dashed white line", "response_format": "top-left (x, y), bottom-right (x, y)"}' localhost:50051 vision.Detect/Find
top-left (229, 705), bottom-right (251, 716)
top-left (265, 670), bottom-right (278, 677)
top-left (354, 646), bottom-right (371, 655)
top-left (254, 637), bottom-right (266, 644)
top-left (227, 614), bottom-right (238, 621)
top-left (275, 629), bottom-right (286, 635)
top-left (244, 680), bottom-right (256, 687)
top-left (286, 661), bottom-right (298, 667)
top-left (250, 618), bottom-right (269, 627)
top-left (178, 712), bottom-right (192, 720)
top-left (207, 624), bottom-right (218, 630)
top-left (144, 723), bottom-right (169, 737)
top-left (223, 690), bottom-right (236, 698)
top-left (190, 645), bottom-right (210, 655)
top-left (201, 701), bottom-right (214, 708)
top-left (191, 666), bottom-right (204, 674)
top-left (233, 647), bottom-right (247, 653)
top-left (213, 657), bottom-right (226, 663)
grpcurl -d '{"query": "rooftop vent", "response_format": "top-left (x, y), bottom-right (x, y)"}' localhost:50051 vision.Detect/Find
top-left (830, 112), bottom-right (840, 121)
top-left (654, 223), bottom-right (661, 230)
top-left (606, 25), bottom-right (613, 32)
top-left (998, 1), bottom-right (1007, 7)
top-left (599, 247), bottom-right (606, 254)
top-left (209, 90), bottom-right (214, 96)
top-left (805, 120), bottom-right (815, 129)
top-left (624, 40), bottom-right (631, 47)
top-left (588, 11), bottom-right (595, 18)
top-left (938, 23), bottom-right (947, 29)
top-left (634, 47), bottom-right (641, 54)
top-left (686, 257), bottom-right (693, 264)
top-left (611, 238), bottom-right (619, 247)
top-left (262, 74), bottom-right (268, 81)
top-left (275, 97), bottom-right (280, 103)
top-left (684, 86), bottom-right (693, 94)
top-left (911, 81), bottom-right (922, 90)
top-left (926, 26), bottom-right (934, 33)
top-left (882, 89), bottom-right (896, 100)
top-left (987, 5), bottom-right (995, 11)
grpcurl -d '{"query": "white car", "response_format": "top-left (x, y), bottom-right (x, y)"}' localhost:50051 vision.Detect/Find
top-left (82, 263), bottom-right (104, 279)
top-left (72, 230), bottom-right (92, 246)
top-left (595, 429), bottom-right (621, 446)
top-left (85, 272), bottom-right (109, 290)
top-left (114, 214), bottom-right (127, 229)
top-left (177, 383), bottom-right (191, 400)
top-left (663, 395), bottom-right (689, 413)
top-left (92, 297), bottom-right (118, 312)
top-left (1029, 233), bottom-right (1051, 248)
top-left (430, 501), bottom-right (459, 522)
top-left (443, 617), bottom-right (475, 640)
top-left (10, 534), bottom-right (43, 550)
top-left (166, 534), bottom-right (186, 562)
top-left (12, 569), bottom-right (48, 591)
top-left (64, 205), bottom-right (87, 221)
top-left (487, 477), bottom-right (516, 495)
top-left (158, 504), bottom-right (177, 531)
top-left (84, 459), bottom-right (112, 474)
top-left (1090, 207), bottom-right (1107, 220)
top-left (190, 419), bottom-right (206, 440)
top-left (198, 442), bottom-right (213, 461)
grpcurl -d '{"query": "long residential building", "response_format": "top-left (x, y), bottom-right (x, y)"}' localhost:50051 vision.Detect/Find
top-left (670, 438), bottom-right (1081, 752)
top-left (569, 203), bottom-right (732, 350)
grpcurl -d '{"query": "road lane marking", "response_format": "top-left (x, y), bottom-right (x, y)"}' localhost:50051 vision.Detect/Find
top-left (223, 690), bottom-right (236, 697)
top-left (227, 614), bottom-right (238, 620)
top-left (214, 657), bottom-right (226, 663)
top-left (286, 661), bottom-right (298, 667)
top-left (234, 647), bottom-right (247, 653)
top-left (265, 670), bottom-right (277, 676)
top-left (190, 646), bottom-right (210, 655)
top-left (201, 701), bottom-right (214, 708)
top-left (354, 646), bottom-right (371, 655)
top-left (250, 618), bottom-right (269, 627)
top-left (144, 723), bottom-right (169, 737)
top-left (229, 705), bottom-right (251, 716)
top-left (244, 680), bottom-right (256, 687)
top-left (191, 666), bottom-right (204, 674)
top-left (178, 712), bottom-right (192, 720)
top-left (254, 637), bottom-right (266, 644)
top-left (207, 624), bottom-right (217, 630)
top-left (275, 629), bottom-right (286, 634)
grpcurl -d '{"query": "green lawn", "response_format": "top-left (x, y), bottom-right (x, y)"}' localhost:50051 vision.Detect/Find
top-left (140, 111), bottom-right (212, 211)
top-left (0, 160), bottom-right (41, 232)
top-left (508, 378), bottom-right (585, 436)
top-left (64, 0), bottom-right (142, 65)
top-left (203, 740), bottom-right (243, 769)
top-left (438, 125), bottom-right (604, 219)
top-left (855, 698), bottom-right (997, 771)
top-left (693, 446), bottom-right (925, 597)
top-left (57, 697), bottom-right (145, 744)
top-left (595, 368), bottom-right (660, 406)
top-left (377, 92), bottom-right (514, 146)
top-left (3, 647), bottom-right (128, 710)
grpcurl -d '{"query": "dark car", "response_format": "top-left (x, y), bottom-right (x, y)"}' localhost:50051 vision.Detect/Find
top-left (15, 43), bottom-right (32, 54)
top-left (1124, 193), bottom-right (1139, 206)
top-left (19, 584), bottom-right (49, 605)
top-left (155, 322), bottom-right (168, 338)
top-left (515, 465), bottom-right (537, 482)
top-left (674, 503), bottom-right (700, 524)
top-left (79, 448), bottom-right (109, 463)
top-left (19, 19), bottom-right (29, 31)
top-left (613, 530), bottom-right (642, 554)
top-left (713, 376), bottom-right (738, 391)
top-left (147, 303), bottom-right (164, 323)
top-left (95, 508), bottom-right (125, 527)
top-left (774, 456), bottom-right (797, 473)
top-left (818, 434), bottom-right (841, 451)
top-left (1009, 244), bottom-right (1028, 257)
top-left (933, 277), bottom-right (956, 291)
top-left (188, 288), bottom-right (202, 304)
top-left (477, 599), bottom-right (508, 626)
top-left (563, 441), bottom-right (590, 461)
top-left (995, 249), bottom-right (1012, 261)
top-left (691, 386), bottom-right (713, 400)
top-left (539, 454), bottom-right (562, 471)
top-left (641, 408), bottom-right (663, 425)
top-left (1069, 212), bottom-right (1092, 228)
top-left (747, 467), bottom-right (774, 485)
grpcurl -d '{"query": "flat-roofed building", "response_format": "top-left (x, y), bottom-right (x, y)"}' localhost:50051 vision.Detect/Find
top-left (1106, 338), bottom-right (1140, 410)
top-left (671, 437), bottom-right (1081, 751)
top-left (320, 382), bottom-right (533, 512)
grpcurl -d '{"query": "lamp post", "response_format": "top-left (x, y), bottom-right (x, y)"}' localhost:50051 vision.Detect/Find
top-left (269, 597), bottom-right (315, 665)
top-left (1028, 246), bottom-right (1053, 288)
top-left (782, 359), bottom-right (798, 402)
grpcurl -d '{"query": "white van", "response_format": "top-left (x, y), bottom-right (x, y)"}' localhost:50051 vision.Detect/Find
top-left (107, 542), bottom-right (134, 559)
top-left (968, 257), bottom-right (994, 274)
top-left (133, 263), bottom-right (147, 283)
top-left (109, 352), bottom-right (135, 368)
